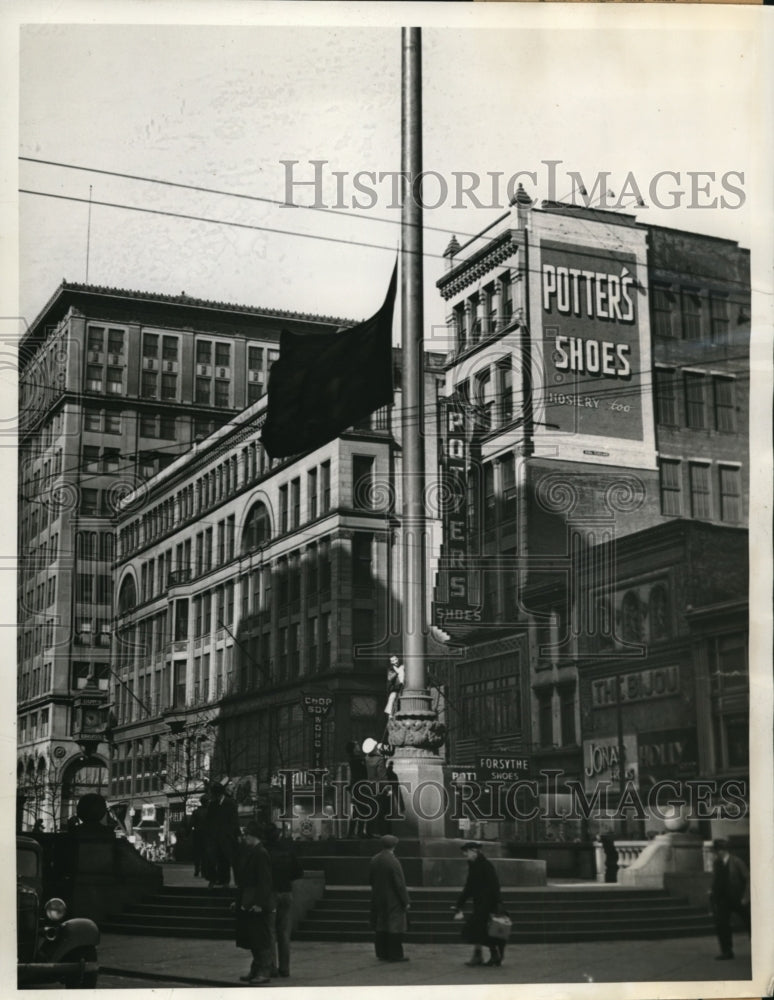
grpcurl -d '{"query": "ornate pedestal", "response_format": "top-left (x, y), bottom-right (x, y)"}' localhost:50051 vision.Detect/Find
top-left (388, 690), bottom-right (447, 841)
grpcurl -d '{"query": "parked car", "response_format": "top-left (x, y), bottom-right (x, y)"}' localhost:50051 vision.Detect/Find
top-left (17, 835), bottom-right (100, 988)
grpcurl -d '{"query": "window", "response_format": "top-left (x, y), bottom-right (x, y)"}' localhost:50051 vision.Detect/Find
top-left (308, 468), bottom-right (318, 520)
top-left (652, 284), bottom-right (676, 339)
top-left (196, 341), bottom-right (212, 365)
top-left (84, 410), bottom-right (102, 432)
top-left (81, 488), bottom-right (99, 516)
top-left (106, 367), bottom-right (123, 394)
top-left (684, 372), bottom-right (708, 429)
top-left (484, 283), bottom-right (497, 335)
top-left (500, 273), bottom-right (513, 325)
top-left (659, 459), bottom-right (681, 516)
top-left (474, 368), bottom-right (493, 431)
top-left (159, 416), bottom-right (176, 439)
top-left (710, 294), bottom-right (729, 343)
top-left (321, 613), bottom-right (332, 669)
top-left (352, 455), bottom-right (374, 509)
top-left (680, 289), bottom-right (702, 339)
top-left (195, 377), bottom-right (211, 405)
top-left (453, 303), bottom-right (466, 353)
top-left (83, 445), bottom-right (100, 473)
top-left (215, 343), bottom-right (231, 368)
top-left (86, 365), bottom-right (103, 392)
top-left (87, 327), bottom-right (104, 353)
top-left (291, 478), bottom-right (301, 529)
top-left (279, 485), bottom-right (288, 534)
top-left (469, 294), bottom-right (481, 344)
top-left (105, 412), bottom-right (121, 434)
top-left (483, 462), bottom-right (496, 535)
top-left (352, 533), bottom-right (374, 590)
top-left (161, 373), bottom-right (177, 400)
top-left (497, 360), bottom-right (513, 425)
top-left (689, 462), bottom-right (712, 519)
top-left (103, 448), bottom-right (120, 474)
top-left (143, 334), bottom-right (159, 359)
top-left (649, 585), bottom-right (671, 640)
top-left (242, 501), bottom-right (271, 553)
top-left (214, 381), bottom-right (230, 408)
top-left (320, 539), bottom-right (331, 596)
top-left (162, 336), bottom-right (178, 362)
top-left (308, 616), bottom-right (318, 673)
top-left (719, 466), bottom-right (742, 523)
top-left (621, 591), bottom-right (643, 642)
top-left (559, 685), bottom-right (576, 746)
top-left (713, 377), bottom-right (736, 432)
top-left (655, 368), bottom-right (677, 425)
top-left (141, 371), bottom-right (157, 399)
top-left (321, 461), bottom-right (331, 513)
top-left (140, 415), bottom-right (157, 437)
top-left (501, 454), bottom-right (517, 526)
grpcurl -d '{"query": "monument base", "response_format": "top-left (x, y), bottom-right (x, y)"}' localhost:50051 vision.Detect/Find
top-left (619, 832), bottom-right (704, 889)
top-left (390, 752), bottom-right (447, 840)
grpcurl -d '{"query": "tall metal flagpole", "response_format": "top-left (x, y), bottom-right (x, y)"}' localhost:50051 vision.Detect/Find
top-left (389, 27), bottom-right (446, 838)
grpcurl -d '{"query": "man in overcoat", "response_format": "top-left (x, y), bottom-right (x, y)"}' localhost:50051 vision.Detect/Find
top-left (710, 838), bottom-right (750, 960)
top-left (369, 833), bottom-right (410, 962)
top-left (453, 841), bottom-right (504, 967)
top-left (234, 820), bottom-right (276, 985)
top-left (205, 782), bottom-right (240, 888)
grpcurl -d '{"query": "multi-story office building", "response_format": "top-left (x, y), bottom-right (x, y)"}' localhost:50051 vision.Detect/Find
top-left (110, 354), bottom-right (444, 841)
top-left (432, 193), bottom-right (750, 840)
top-left (17, 282), bottom-right (347, 829)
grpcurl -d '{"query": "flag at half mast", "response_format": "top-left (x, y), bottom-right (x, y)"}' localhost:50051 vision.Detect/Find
top-left (261, 264), bottom-right (397, 459)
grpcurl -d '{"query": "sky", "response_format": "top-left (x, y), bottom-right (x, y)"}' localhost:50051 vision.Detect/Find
top-left (14, 10), bottom-right (768, 343)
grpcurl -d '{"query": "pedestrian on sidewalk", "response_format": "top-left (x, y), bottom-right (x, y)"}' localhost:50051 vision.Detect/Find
top-left (189, 795), bottom-right (209, 878)
top-left (600, 833), bottom-right (619, 883)
top-left (453, 842), bottom-right (505, 967)
top-left (233, 820), bottom-right (276, 985)
top-left (205, 782), bottom-right (240, 888)
top-left (369, 833), bottom-right (410, 962)
top-left (709, 838), bottom-right (750, 961)
top-left (265, 822), bottom-right (303, 978)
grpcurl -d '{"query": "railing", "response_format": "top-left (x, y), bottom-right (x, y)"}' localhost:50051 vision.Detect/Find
top-left (167, 568), bottom-right (192, 587)
top-left (594, 840), bottom-right (646, 881)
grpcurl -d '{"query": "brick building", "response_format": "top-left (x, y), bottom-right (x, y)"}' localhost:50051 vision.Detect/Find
top-left (432, 195), bottom-right (750, 840)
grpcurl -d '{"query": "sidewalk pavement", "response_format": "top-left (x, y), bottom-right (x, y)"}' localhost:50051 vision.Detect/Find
top-left (99, 933), bottom-right (753, 988)
top-left (99, 864), bottom-right (751, 987)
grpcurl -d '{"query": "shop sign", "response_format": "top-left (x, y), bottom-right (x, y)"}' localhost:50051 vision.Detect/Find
top-left (583, 734), bottom-right (638, 792)
top-left (477, 755), bottom-right (531, 782)
top-left (302, 693), bottom-right (333, 769)
top-left (591, 665), bottom-right (680, 708)
top-left (637, 728), bottom-right (698, 784)
top-left (540, 240), bottom-right (644, 442)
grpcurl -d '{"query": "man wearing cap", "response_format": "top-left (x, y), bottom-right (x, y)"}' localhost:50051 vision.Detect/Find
top-left (234, 820), bottom-right (276, 985)
top-left (369, 834), bottom-right (410, 962)
top-left (709, 839), bottom-right (750, 960)
top-left (453, 842), bottom-right (504, 967)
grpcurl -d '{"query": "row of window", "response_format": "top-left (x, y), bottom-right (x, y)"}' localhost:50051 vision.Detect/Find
top-left (651, 285), bottom-right (731, 343)
top-left (20, 576), bottom-right (57, 619)
top-left (18, 662), bottom-right (53, 703)
top-left (17, 708), bottom-right (50, 743)
top-left (451, 271), bottom-right (515, 355)
top-left (453, 359), bottom-right (514, 435)
top-left (655, 369), bottom-right (738, 432)
top-left (659, 459), bottom-right (742, 522)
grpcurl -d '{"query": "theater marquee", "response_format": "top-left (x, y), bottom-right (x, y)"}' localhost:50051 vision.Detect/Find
top-left (539, 239), bottom-right (645, 443)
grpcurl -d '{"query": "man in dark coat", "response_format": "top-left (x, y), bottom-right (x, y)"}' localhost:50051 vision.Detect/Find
top-left (369, 834), bottom-right (410, 962)
top-left (189, 795), bottom-right (208, 878)
top-left (265, 823), bottom-right (303, 978)
top-left (234, 820), bottom-right (275, 984)
top-left (709, 838), bottom-right (750, 960)
top-left (453, 842), bottom-right (504, 967)
top-left (205, 782), bottom-right (240, 888)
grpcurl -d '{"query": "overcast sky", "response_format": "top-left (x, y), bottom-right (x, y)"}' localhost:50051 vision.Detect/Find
top-left (16, 10), bottom-right (765, 341)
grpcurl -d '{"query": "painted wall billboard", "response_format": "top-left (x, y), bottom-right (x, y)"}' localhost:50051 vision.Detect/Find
top-left (540, 239), bottom-right (644, 441)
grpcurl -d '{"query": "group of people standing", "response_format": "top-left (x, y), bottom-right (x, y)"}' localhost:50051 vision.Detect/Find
top-left (369, 836), bottom-right (508, 968)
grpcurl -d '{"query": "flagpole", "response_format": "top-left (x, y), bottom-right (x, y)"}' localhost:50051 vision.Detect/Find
top-left (400, 26), bottom-right (425, 691)
top-left (389, 28), bottom-right (446, 834)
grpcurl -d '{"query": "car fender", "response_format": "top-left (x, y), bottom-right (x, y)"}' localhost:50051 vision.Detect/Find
top-left (41, 918), bottom-right (100, 962)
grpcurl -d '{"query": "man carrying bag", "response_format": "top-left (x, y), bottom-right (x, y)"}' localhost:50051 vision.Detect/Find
top-left (233, 821), bottom-right (275, 985)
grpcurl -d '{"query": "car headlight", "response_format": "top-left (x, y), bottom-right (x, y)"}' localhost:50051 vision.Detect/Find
top-left (44, 897), bottom-right (67, 922)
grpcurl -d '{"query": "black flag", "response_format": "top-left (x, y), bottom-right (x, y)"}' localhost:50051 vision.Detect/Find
top-left (261, 265), bottom-right (397, 459)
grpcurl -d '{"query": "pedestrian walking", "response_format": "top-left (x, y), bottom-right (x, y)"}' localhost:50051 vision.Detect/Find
top-left (190, 795), bottom-right (209, 877)
top-left (264, 822), bottom-right (303, 978)
top-left (205, 782), bottom-right (240, 888)
top-left (453, 841), bottom-right (505, 967)
top-left (369, 834), bottom-right (410, 962)
top-left (233, 820), bottom-right (276, 985)
top-left (709, 838), bottom-right (750, 960)
top-left (345, 740), bottom-right (369, 838)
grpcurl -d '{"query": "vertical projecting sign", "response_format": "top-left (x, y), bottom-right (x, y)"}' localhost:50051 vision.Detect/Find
top-left (540, 240), bottom-right (644, 441)
top-left (303, 694), bottom-right (333, 769)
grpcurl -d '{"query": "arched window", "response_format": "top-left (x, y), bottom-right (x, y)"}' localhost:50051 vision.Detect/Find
top-left (621, 591), bottom-right (642, 642)
top-left (118, 575), bottom-right (137, 614)
top-left (242, 501), bottom-right (271, 554)
top-left (649, 585), bottom-right (671, 641)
